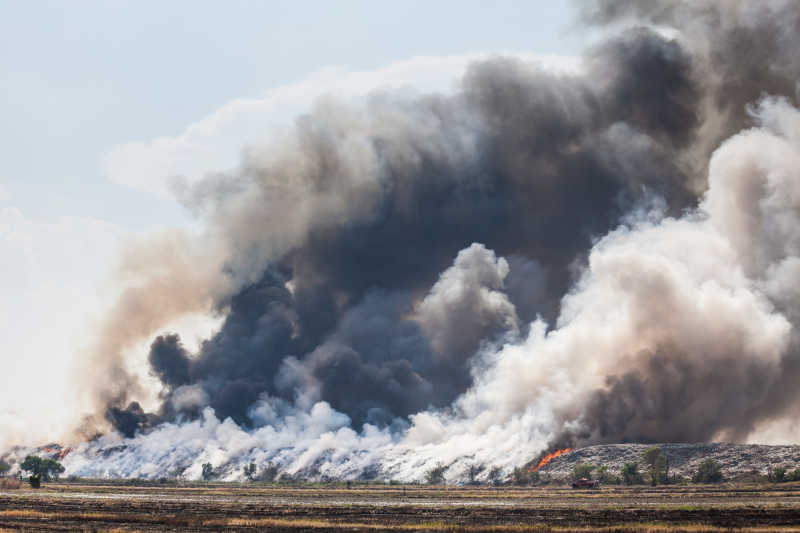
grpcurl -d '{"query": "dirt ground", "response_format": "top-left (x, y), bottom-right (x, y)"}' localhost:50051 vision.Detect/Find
top-left (2, 482), bottom-right (800, 532)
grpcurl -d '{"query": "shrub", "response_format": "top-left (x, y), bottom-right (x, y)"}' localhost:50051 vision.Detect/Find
top-left (201, 463), bottom-right (214, 481)
top-left (488, 466), bottom-right (504, 486)
top-left (621, 462), bottom-right (644, 485)
top-left (425, 463), bottom-right (447, 485)
top-left (773, 467), bottom-right (787, 483)
top-left (789, 469), bottom-right (800, 482)
top-left (641, 447), bottom-right (662, 468)
top-left (512, 467), bottom-right (540, 486)
top-left (667, 474), bottom-right (689, 485)
top-left (243, 462), bottom-right (257, 481)
top-left (595, 465), bottom-right (619, 484)
top-left (693, 459), bottom-right (723, 483)
top-left (572, 463), bottom-right (595, 481)
top-left (0, 478), bottom-right (20, 490)
top-left (467, 463), bottom-right (485, 485)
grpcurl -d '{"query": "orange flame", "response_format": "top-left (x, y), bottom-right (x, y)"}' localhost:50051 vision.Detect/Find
top-left (530, 447), bottom-right (572, 472)
top-left (40, 444), bottom-right (71, 461)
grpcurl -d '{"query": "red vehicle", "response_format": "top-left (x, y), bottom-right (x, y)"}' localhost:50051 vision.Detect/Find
top-left (571, 477), bottom-right (600, 489)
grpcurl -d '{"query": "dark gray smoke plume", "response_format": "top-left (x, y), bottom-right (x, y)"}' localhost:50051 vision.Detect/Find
top-left (80, 0), bottom-right (800, 478)
top-left (108, 26), bottom-right (703, 432)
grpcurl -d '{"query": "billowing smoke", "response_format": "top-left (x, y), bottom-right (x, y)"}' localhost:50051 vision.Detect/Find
top-left (39, 0), bottom-right (800, 481)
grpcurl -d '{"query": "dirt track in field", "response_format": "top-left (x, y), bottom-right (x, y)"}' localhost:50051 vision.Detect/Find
top-left (2, 483), bottom-right (800, 531)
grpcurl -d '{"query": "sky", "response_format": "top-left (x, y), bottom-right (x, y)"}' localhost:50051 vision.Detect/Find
top-left (1, 1), bottom-right (583, 226)
top-left (0, 1), bottom-right (588, 445)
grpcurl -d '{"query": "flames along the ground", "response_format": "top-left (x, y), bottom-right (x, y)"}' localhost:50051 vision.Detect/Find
top-left (530, 448), bottom-right (572, 472)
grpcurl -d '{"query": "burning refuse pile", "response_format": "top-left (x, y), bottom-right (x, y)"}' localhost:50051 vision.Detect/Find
top-left (530, 448), bottom-right (573, 473)
top-left (0, 443), bottom-right (70, 481)
top-left (7, 0), bottom-right (800, 482)
top-left (530, 443), bottom-right (800, 483)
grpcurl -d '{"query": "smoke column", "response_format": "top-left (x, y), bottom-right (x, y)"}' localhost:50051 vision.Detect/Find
top-left (13, 0), bottom-right (800, 482)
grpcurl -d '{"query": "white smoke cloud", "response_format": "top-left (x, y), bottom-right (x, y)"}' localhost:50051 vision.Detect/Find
top-left (416, 242), bottom-right (519, 361)
top-left (103, 53), bottom-right (578, 198)
top-left (0, 207), bottom-right (123, 449)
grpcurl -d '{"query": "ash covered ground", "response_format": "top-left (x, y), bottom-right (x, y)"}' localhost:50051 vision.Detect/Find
top-left (4, 441), bottom-right (800, 484)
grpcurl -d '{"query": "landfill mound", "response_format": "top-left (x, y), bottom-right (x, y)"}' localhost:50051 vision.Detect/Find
top-left (536, 443), bottom-right (800, 481)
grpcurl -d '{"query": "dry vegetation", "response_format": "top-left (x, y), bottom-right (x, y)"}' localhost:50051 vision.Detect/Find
top-left (1, 482), bottom-right (800, 532)
top-left (0, 479), bottom-right (20, 490)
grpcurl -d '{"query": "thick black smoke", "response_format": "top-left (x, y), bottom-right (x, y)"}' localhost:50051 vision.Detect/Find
top-left (103, 0), bottom-right (800, 449)
top-left (583, 0), bottom-right (800, 170)
top-left (112, 27), bottom-right (697, 432)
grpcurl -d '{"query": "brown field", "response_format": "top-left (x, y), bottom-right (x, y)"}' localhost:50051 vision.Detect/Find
top-left (2, 482), bottom-right (800, 532)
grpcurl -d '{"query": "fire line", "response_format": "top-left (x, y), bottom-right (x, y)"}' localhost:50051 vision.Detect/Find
top-left (530, 448), bottom-right (572, 472)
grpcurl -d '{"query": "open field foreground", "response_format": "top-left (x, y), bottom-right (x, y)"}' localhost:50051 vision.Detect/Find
top-left (3, 484), bottom-right (800, 532)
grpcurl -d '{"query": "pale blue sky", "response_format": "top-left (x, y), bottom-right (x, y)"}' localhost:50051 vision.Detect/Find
top-left (1, 1), bottom-right (582, 228)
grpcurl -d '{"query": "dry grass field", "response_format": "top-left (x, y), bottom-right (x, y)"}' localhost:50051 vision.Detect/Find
top-left (2, 482), bottom-right (800, 532)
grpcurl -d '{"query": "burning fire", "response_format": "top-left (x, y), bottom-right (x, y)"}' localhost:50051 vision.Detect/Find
top-left (530, 447), bottom-right (572, 472)
top-left (41, 444), bottom-right (72, 461)
top-left (56, 447), bottom-right (71, 460)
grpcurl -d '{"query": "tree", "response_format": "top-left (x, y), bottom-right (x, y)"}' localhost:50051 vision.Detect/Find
top-left (595, 465), bottom-right (618, 484)
top-left (467, 463), bottom-right (485, 485)
top-left (692, 459), bottom-right (723, 483)
top-left (512, 467), bottom-right (539, 486)
top-left (201, 463), bottom-right (214, 481)
top-left (641, 447), bottom-right (662, 469)
top-left (572, 463), bottom-right (595, 481)
top-left (243, 462), bottom-right (257, 481)
top-left (20, 455), bottom-right (64, 484)
top-left (621, 462), bottom-right (644, 485)
top-left (0, 459), bottom-right (10, 476)
top-left (641, 447), bottom-right (667, 486)
top-left (425, 463), bottom-right (447, 485)
top-left (488, 466), bottom-right (504, 486)
top-left (773, 467), bottom-right (787, 483)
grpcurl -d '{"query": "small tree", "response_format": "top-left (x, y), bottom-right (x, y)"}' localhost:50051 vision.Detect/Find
top-left (692, 459), bottom-right (723, 483)
top-left (773, 467), bottom-right (787, 483)
top-left (0, 459), bottom-right (10, 476)
top-left (641, 447), bottom-right (661, 468)
top-left (243, 462), bottom-right (257, 481)
top-left (20, 455), bottom-right (64, 485)
top-left (572, 463), bottom-right (595, 481)
top-left (488, 466), bottom-right (504, 486)
top-left (467, 463), bottom-right (485, 485)
top-left (621, 462), bottom-right (644, 485)
top-left (595, 465), bottom-right (618, 484)
top-left (512, 467), bottom-right (540, 486)
top-left (425, 463), bottom-right (447, 485)
top-left (641, 446), bottom-right (667, 486)
top-left (201, 463), bottom-right (214, 481)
